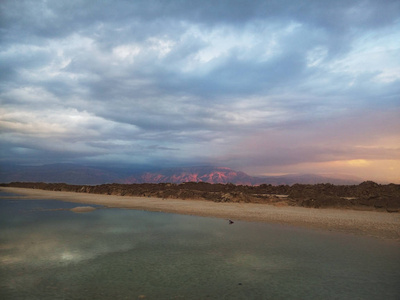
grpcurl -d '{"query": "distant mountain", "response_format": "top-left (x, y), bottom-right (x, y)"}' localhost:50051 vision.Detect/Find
top-left (0, 163), bottom-right (122, 185)
top-left (122, 166), bottom-right (259, 185)
top-left (122, 166), bottom-right (362, 185)
top-left (0, 163), bottom-right (363, 185)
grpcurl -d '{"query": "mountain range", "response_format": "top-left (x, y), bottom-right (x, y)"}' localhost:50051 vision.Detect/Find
top-left (0, 163), bottom-right (363, 185)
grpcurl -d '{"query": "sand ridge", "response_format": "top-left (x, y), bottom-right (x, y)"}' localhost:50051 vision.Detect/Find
top-left (1, 187), bottom-right (399, 241)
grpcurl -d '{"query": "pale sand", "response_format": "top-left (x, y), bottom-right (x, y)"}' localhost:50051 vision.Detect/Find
top-left (70, 206), bottom-right (97, 213)
top-left (2, 187), bottom-right (400, 241)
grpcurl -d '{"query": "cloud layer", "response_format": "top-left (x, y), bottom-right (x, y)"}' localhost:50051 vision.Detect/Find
top-left (1, 0), bottom-right (399, 182)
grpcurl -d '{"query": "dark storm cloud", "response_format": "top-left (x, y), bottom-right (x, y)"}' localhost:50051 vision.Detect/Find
top-left (0, 0), bottom-right (399, 181)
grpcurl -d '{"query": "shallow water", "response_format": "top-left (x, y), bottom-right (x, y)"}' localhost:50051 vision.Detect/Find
top-left (0, 193), bottom-right (399, 299)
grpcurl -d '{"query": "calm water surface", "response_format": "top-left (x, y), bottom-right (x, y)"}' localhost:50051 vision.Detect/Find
top-left (0, 193), bottom-right (399, 299)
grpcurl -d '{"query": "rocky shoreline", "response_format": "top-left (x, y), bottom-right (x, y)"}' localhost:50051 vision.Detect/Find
top-left (2, 181), bottom-right (399, 212)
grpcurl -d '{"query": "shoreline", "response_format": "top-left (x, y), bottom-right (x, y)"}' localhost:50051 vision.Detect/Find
top-left (1, 187), bottom-right (400, 241)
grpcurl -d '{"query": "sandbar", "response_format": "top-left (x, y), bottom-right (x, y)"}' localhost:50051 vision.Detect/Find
top-left (1, 187), bottom-right (399, 241)
top-left (70, 206), bottom-right (97, 213)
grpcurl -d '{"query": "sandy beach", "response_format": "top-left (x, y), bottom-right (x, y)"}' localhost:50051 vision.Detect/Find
top-left (1, 187), bottom-right (399, 241)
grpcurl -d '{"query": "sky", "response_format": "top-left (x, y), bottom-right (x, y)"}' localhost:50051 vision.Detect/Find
top-left (1, 0), bottom-right (399, 183)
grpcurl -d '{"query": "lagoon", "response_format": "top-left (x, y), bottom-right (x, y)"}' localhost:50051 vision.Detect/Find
top-left (0, 192), bottom-right (399, 299)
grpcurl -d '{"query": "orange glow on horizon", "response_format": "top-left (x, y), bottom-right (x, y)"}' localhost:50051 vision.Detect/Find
top-left (253, 159), bottom-right (400, 184)
top-left (346, 159), bottom-right (370, 167)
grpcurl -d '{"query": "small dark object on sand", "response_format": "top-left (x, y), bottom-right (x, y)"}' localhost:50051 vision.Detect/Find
top-left (228, 219), bottom-right (234, 224)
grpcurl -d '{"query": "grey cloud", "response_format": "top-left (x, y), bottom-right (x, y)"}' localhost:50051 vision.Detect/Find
top-left (1, 0), bottom-right (399, 181)
top-left (3, 0), bottom-right (399, 43)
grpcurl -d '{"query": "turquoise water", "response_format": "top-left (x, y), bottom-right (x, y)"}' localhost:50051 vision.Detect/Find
top-left (0, 193), bottom-right (399, 299)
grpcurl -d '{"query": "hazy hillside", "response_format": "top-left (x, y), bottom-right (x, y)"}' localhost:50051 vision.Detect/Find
top-left (0, 163), bottom-right (122, 185)
top-left (256, 173), bottom-right (363, 185)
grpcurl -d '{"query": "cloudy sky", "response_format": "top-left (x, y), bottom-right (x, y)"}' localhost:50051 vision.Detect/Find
top-left (1, 0), bottom-right (399, 183)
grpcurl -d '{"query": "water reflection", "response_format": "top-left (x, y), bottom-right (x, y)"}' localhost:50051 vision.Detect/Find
top-left (0, 195), bottom-right (399, 299)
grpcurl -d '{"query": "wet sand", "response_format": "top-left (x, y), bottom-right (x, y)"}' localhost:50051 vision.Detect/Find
top-left (1, 187), bottom-right (399, 241)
